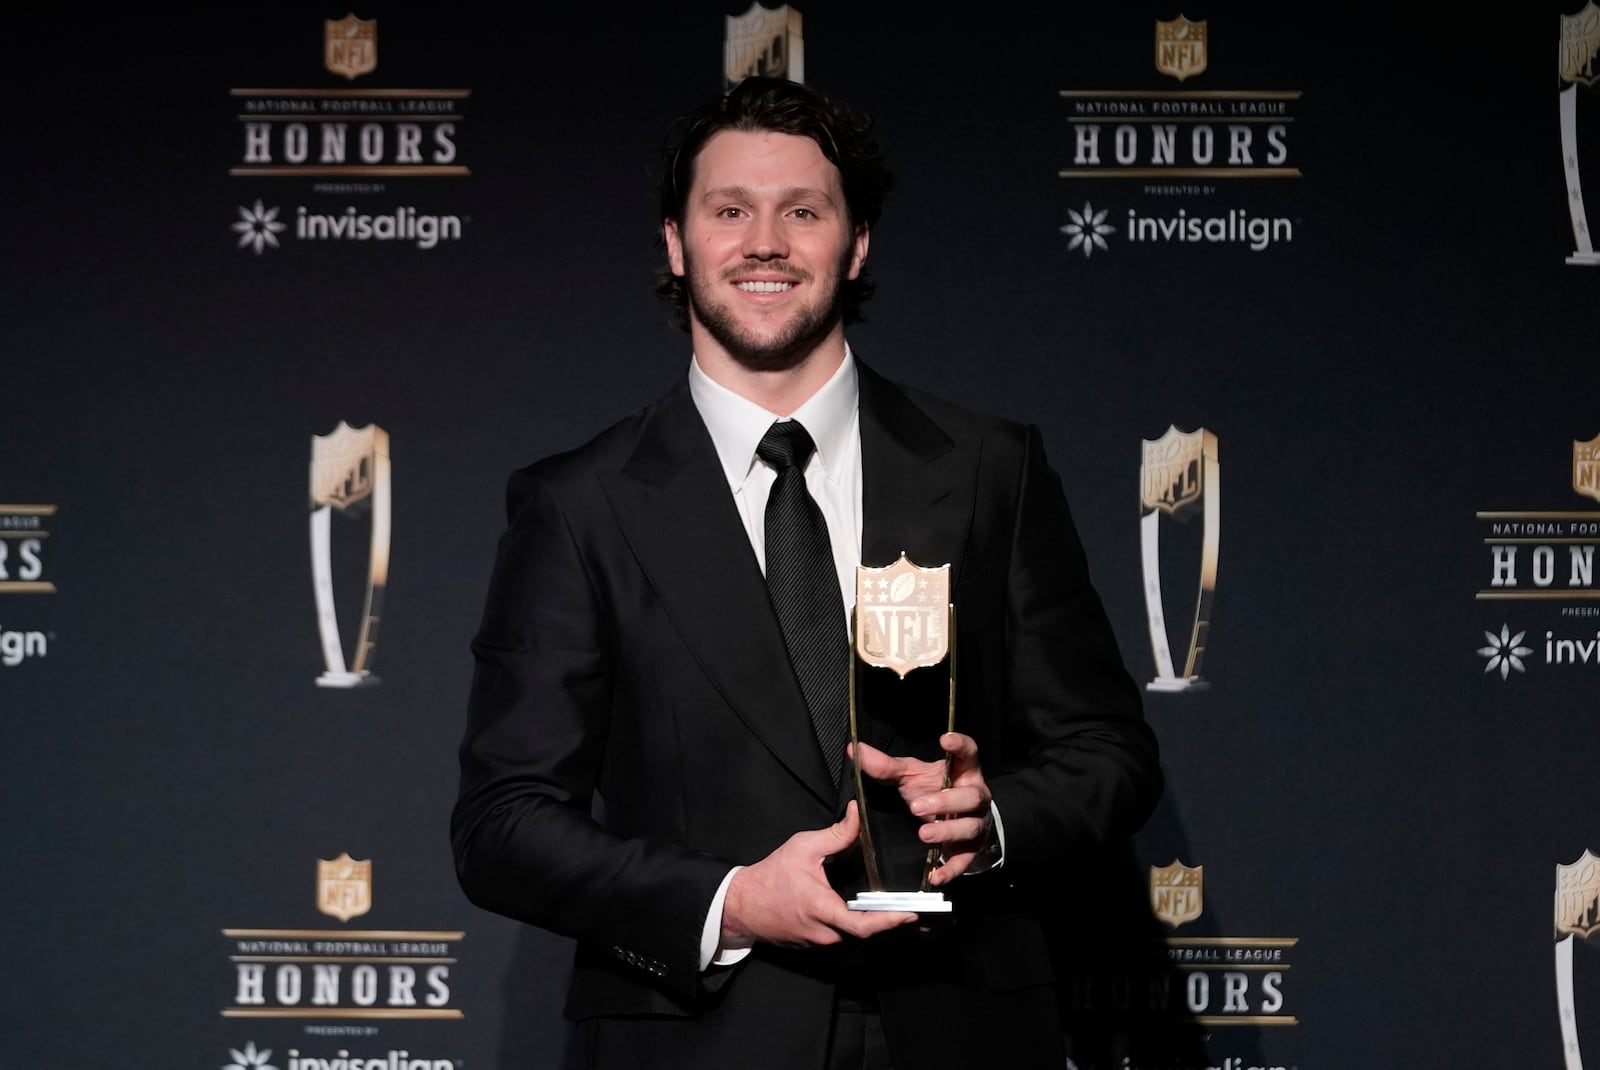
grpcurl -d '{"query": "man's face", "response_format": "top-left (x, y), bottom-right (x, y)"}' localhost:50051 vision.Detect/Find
top-left (663, 128), bottom-right (869, 371)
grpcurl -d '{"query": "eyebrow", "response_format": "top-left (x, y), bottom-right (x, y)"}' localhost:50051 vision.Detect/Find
top-left (699, 185), bottom-right (840, 207)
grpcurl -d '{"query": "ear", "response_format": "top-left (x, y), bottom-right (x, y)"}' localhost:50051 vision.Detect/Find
top-left (663, 219), bottom-right (686, 277)
top-left (847, 224), bottom-right (870, 280)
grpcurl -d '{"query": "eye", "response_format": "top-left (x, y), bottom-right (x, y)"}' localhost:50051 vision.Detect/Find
top-left (791, 207), bottom-right (816, 220)
top-left (716, 206), bottom-right (745, 219)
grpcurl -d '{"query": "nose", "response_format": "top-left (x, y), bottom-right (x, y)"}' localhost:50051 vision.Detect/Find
top-left (743, 212), bottom-right (787, 261)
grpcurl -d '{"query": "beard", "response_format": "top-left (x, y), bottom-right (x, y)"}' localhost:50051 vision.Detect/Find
top-left (681, 245), bottom-right (852, 373)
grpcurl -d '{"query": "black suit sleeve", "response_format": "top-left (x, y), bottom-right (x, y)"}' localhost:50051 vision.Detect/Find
top-left (984, 424), bottom-right (1163, 878)
top-left (450, 466), bottom-right (730, 1001)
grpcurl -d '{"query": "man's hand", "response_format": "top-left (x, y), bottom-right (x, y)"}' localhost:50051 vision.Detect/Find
top-left (851, 732), bottom-right (997, 886)
top-left (719, 801), bottom-right (918, 951)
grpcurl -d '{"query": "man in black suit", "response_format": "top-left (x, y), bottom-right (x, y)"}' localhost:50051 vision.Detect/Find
top-left (451, 76), bottom-right (1162, 1069)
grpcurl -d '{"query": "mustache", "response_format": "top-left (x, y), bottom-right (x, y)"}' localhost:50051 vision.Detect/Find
top-left (718, 261), bottom-right (810, 283)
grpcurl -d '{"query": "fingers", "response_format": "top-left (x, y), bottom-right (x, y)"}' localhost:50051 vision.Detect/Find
top-left (848, 740), bottom-right (908, 781)
top-left (927, 853), bottom-right (974, 886)
top-left (801, 878), bottom-right (917, 941)
top-left (941, 732), bottom-right (981, 779)
top-left (797, 799), bottom-right (861, 859)
top-left (832, 906), bottom-right (919, 939)
top-left (916, 814), bottom-right (989, 846)
top-left (909, 784), bottom-right (987, 819)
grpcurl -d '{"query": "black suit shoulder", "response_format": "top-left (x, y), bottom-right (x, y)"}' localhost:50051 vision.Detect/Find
top-left (887, 378), bottom-right (1029, 440)
top-left (500, 381), bottom-right (698, 524)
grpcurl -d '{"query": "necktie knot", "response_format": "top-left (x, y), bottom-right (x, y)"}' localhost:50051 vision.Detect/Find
top-left (757, 420), bottom-right (817, 472)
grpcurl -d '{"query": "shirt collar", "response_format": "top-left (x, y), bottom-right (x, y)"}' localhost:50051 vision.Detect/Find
top-left (688, 346), bottom-right (860, 491)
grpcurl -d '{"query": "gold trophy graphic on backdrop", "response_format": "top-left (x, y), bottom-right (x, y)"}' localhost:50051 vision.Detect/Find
top-left (1140, 425), bottom-right (1219, 692)
top-left (724, 2), bottom-right (804, 88)
top-left (309, 421), bottom-right (390, 688)
top-left (846, 553), bottom-right (956, 913)
top-left (1562, 2), bottom-right (1600, 265)
top-left (1555, 849), bottom-right (1600, 1069)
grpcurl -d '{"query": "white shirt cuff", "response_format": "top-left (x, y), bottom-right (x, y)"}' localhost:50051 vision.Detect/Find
top-left (699, 866), bottom-right (752, 970)
top-left (970, 801), bottom-right (1007, 875)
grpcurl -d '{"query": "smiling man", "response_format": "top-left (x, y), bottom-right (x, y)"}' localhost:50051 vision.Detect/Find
top-left (451, 76), bottom-right (1162, 1070)
top-left (663, 123), bottom-right (867, 387)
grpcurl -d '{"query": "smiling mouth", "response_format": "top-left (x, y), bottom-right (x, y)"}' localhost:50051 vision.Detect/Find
top-left (734, 280), bottom-right (795, 293)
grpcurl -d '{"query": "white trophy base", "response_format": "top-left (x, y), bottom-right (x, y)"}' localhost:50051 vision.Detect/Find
top-left (317, 671), bottom-right (380, 689)
top-left (1147, 676), bottom-right (1208, 693)
top-left (847, 891), bottom-right (953, 913)
top-left (1566, 252), bottom-right (1600, 265)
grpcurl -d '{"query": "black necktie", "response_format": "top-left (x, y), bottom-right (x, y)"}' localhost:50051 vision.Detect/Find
top-left (757, 420), bottom-right (849, 785)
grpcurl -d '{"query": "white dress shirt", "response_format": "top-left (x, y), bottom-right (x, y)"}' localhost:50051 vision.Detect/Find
top-left (688, 348), bottom-right (863, 616)
top-left (685, 347), bottom-right (1002, 970)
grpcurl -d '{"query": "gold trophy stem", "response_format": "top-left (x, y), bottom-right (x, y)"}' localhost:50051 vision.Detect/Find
top-left (920, 605), bottom-right (957, 893)
top-left (849, 610), bottom-right (883, 892)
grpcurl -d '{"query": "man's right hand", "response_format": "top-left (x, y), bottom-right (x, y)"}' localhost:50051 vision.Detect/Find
top-left (719, 801), bottom-right (917, 951)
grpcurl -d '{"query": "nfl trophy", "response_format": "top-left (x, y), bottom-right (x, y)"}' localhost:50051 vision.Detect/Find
top-left (309, 421), bottom-right (390, 688)
top-left (846, 552), bottom-right (956, 913)
top-left (1556, 849), bottom-right (1600, 1070)
top-left (1140, 426), bottom-right (1219, 692)
top-left (1562, 2), bottom-right (1600, 265)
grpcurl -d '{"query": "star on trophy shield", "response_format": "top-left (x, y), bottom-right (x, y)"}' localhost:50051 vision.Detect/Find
top-left (846, 553), bottom-right (956, 913)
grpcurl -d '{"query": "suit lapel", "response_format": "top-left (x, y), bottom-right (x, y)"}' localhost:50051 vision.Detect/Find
top-left (596, 366), bottom-right (981, 809)
top-left (857, 362), bottom-right (979, 580)
top-left (598, 382), bottom-right (837, 804)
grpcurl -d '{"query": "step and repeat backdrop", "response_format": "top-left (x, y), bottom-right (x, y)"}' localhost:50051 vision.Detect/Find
top-left (5, 4), bottom-right (1600, 1068)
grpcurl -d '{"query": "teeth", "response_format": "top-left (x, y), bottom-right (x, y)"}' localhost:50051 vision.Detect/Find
top-left (736, 281), bottom-right (793, 293)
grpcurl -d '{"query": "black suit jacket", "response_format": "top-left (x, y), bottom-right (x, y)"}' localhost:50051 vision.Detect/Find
top-left (451, 358), bottom-right (1162, 1068)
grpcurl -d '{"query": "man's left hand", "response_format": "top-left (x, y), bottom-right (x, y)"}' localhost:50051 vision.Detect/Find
top-left (850, 732), bottom-right (997, 886)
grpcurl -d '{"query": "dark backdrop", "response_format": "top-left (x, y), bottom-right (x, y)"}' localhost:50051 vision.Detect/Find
top-left (4, 5), bottom-right (1597, 1068)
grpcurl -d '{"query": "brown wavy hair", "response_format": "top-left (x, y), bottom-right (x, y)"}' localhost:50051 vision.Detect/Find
top-left (653, 76), bottom-right (894, 331)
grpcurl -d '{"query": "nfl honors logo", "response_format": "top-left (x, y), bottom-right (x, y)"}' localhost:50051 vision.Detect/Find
top-left (1150, 860), bottom-right (1204, 928)
top-left (1575, 434), bottom-right (1600, 503)
top-left (318, 853), bottom-right (372, 922)
top-left (325, 13), bottom-right (377, 81)
top-left (1155, 15), bottom-right (1207, 82)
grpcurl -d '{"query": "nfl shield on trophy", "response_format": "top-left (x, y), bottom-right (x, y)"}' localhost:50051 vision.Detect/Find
top-left (1563, 2), bottom-right (1600, 265)
top-left (1140, 426), bottom-right (1219, 692)
top-left (845, 553), bottom-right (956, 914)
top-left (309, 421), bottom-right (390, 688)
